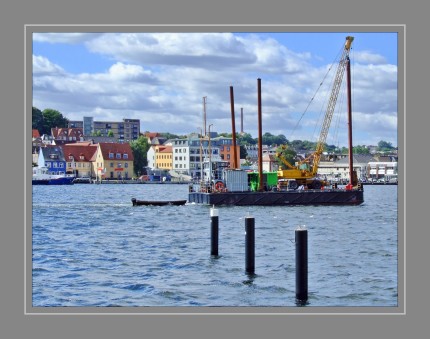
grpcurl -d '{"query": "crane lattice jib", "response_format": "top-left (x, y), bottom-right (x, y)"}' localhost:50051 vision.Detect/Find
top-left (311, 36), bottom-right (354, 175)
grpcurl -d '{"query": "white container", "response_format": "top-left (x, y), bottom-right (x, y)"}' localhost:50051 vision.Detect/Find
top-left (223, 169), bottom-right (249, 192)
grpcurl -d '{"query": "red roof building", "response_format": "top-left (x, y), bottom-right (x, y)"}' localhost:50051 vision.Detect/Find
top-left (94, 143), bottom-right (135, 180)
top-left (62, 144), bottom-right (98, 177)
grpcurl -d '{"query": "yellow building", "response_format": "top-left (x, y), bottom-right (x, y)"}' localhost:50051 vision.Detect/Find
top-left (155, 145), bottom-right (173, 170)
top-left (93, 142), bottom-right (135, 180)
top-left (63, 143), bottom-right (98, 178)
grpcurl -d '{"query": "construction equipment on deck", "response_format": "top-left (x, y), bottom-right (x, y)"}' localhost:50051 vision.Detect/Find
top-left (277, 36), bottom-right (355, 190)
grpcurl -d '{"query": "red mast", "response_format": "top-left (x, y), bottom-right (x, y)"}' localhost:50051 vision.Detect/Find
top-left (346, 55), bottom-right (354, 187)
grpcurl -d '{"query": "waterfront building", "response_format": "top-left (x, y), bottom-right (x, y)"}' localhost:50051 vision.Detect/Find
top-left (318, 154), bottom-right (376, 181)
top-left (367, 161), bottom-right (398, 181)
top-left (172, 138), bottom-right (191, 175)
top-left (93, 142), bottom-right (135, 180)
top-left (37, 145), bottom-right (67, 175)
top-left (62, 143), bottom-right (98, 178)
top-left (155, 145), bottom-right (173, 170)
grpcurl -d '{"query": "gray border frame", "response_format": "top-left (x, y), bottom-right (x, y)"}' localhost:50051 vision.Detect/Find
top-left (26, 24), bottom-right (405, 315)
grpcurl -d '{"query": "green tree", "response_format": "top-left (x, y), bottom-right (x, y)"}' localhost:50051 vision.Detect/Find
top-left (275, 145), bottom-right (297, 168)
top-left (234, 132), bottom-right (257, 146)
top-left (32, 106), bottom-right (44, 132)
top-left (41, 108), bottom-right (68, 135)
top-left (107, 130), bottom-right (114, 137)
top-left (92, 130), bottom-right (102, 136)
top-left (377, 140), bottom-right (394, 152)
top-left (160, 132), bottom-right (180, 140)
top-left (130, 136), bottom-right (150, 176)
top-left (353, 145), bottom-right (370, 154)
top-left (239, 145), bottom-right (248, 159)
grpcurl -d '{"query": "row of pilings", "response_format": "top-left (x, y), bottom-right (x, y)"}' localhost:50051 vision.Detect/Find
top-left (210, 206), bottom-right (308, 304)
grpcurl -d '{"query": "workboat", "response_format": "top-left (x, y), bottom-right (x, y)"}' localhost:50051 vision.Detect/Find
top-left (32, 167), bottom-right (75, 185)
top-left (188, 36), bottom-right (364, 206)
top-left (131, 198), bottom-right (187, 206)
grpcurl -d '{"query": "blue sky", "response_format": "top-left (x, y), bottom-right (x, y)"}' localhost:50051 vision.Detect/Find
top-left (32, 31), bottom-right (398, 147)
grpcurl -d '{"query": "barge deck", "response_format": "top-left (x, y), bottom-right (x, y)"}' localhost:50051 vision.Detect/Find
top-left (188, 188), bottom-right (363, 206)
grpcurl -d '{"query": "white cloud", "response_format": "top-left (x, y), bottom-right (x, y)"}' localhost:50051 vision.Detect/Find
top-left (33, 55), bottom-right (65, 75)
top-left (354, 51), bottom-right (387, 64)
top-left (33, 33), bottom-right (103, 44)
top-left (32, 32), bottom-right (398, 146)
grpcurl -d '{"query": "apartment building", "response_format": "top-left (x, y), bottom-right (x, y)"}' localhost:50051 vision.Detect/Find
top-left (68, 117), bottom-right (140, 143)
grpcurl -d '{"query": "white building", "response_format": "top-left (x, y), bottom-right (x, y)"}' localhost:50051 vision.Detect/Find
top-left (367, 161), bottom-right (398, 180)
top-left (317, 154), bottom-right (375, 181)
top-left (147, 146), bottom-right (156, 170)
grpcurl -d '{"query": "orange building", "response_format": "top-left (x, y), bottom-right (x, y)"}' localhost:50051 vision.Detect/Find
top-left (215, 137), bottom-right (241, 169)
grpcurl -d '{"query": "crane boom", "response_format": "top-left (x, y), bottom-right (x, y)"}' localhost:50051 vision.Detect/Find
top-left (310, 36), bottom-right (354, 174)
top-left (276, 36), bottom-right (354, 190)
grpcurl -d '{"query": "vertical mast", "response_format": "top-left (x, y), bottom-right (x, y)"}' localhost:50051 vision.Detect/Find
top-left (257, 78), bottom-right (264, 192)
top-left (230, 86), bottom-right (238, 169)
top-left (241, 107), bottom-right (244, 134)
top-left (203, 96), bottom-right (207, 136)
top-left (346, 56), bottom-right (354, 185)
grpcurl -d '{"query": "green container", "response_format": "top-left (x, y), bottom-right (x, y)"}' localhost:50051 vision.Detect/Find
top-left (247, 172), bottom-right (278, 191)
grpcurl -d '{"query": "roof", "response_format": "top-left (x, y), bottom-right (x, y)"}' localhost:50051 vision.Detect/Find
top-left (51, 127), bottom-right (84, 139)
top-left (262, 153), bottom-right (277, 161)
top-left (39, 145), bottom-right (66, 161)
top-left (334, 154), bottom-right (376, 164)
top-left (62, 144), bottom-right (98, 162)
top-left (158, 146), bottom-right (172, 153)
top-left (97, 142), bottom-right (134, 161)
top-left (32, 129), bottom-right (40, 138)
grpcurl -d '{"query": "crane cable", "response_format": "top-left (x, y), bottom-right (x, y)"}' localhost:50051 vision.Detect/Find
top-left (289, 44), bottom-right (345, 141)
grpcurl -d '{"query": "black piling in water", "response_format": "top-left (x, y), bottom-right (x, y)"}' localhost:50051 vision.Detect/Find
top-left (245, 216), bottom-right (255, 274)
top-left (295, 227), bottom-right (308, 302)
top-left (210, 207), bottom-right (219, 257)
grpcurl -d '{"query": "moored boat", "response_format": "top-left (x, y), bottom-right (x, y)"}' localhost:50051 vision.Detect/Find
top-left (131, 198), bottom-right (187, 206)
top-left (32, 167), bottom-right (75, 185)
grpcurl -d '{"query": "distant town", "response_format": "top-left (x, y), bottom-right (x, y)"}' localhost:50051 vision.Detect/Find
top-left (32, 110), bottom-right (398, 184)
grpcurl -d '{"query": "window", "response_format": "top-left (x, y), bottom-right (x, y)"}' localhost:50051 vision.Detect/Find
top-left (110, 162), bottom-right (114, 167)
top-left (116, 153), bottom-right (121, 159)
top-left (123, 153), bottom-right (128, 159)
top-left (109, 153), bottom-right (114, 159)
top-left (125, 163), bottom-right (128, 168)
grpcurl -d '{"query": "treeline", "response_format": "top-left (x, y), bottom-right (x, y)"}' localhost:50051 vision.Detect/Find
top-left (32, 106), bottom-right (396, 174)
top-left (32, 107), bottom-right (68, 136)
top-left (220, 132), bottom-right (396, 155)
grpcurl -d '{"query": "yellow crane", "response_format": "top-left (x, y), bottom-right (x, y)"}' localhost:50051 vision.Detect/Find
top-left (277, 36), bottom-right (354, 190)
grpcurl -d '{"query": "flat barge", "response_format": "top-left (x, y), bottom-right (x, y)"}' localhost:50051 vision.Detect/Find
top-left (188, 188), bottom-right (363, 206)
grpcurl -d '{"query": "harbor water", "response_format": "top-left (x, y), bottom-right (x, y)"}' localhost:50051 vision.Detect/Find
top-left (32, 184), bottom-right (398, 307)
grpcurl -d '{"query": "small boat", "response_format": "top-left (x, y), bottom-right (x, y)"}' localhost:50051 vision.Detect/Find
top-left (32, 167), bottom-right (75, 185)
top-left (131, 198), bottom-right (187, 206)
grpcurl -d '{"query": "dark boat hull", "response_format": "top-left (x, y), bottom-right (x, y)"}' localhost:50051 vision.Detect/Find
top-left (32, 177), bottom-right (75, 185)
top-left (131, 198), bottom-right (187, 206)
top-left (188, 189), bottom-right (363, 206)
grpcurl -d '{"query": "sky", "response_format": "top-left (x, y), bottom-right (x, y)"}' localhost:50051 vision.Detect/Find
top-left (32, 31), bottom-right (398, 147)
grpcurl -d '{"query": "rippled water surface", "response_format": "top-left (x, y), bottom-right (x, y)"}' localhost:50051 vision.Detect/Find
top-left (32, 184), bottom-right (398, 307)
